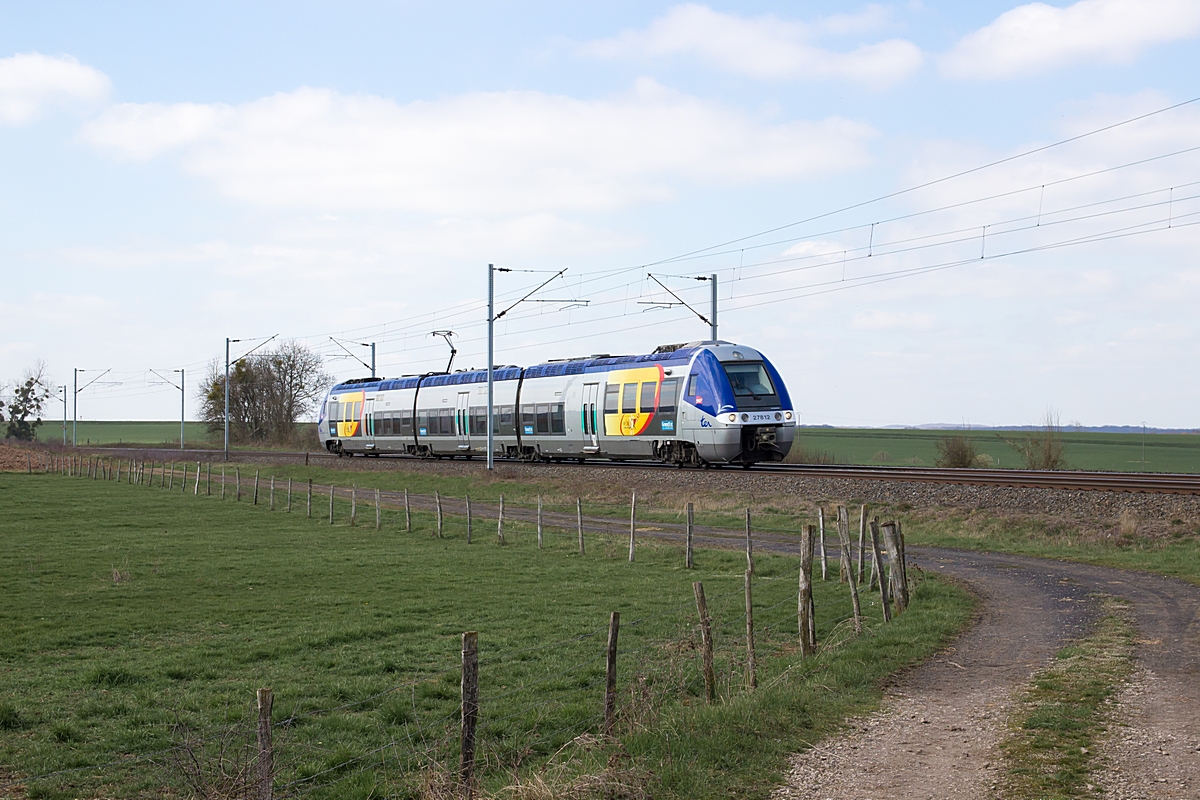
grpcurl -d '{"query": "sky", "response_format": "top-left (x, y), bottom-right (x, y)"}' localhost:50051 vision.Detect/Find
top-left (2, 0), bottom-right (1199, 428)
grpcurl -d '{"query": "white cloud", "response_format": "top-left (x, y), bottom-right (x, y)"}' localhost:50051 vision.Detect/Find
top-left (940, 0), bottom-right (1200, 80)
top-left (0, 52), bottom-right (110, 125)
top-left (580, 4), bottom-right (922, 86)
top-left (81, 80), bottom-right (878, 215)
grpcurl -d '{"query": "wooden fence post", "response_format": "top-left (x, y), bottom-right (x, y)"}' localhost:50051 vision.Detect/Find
top-left (869, 520), bottom-right (892, 623)
top-left (818, 507), bottom-right (827, 581)
top-left (837, 506), bottom-right (852, 583)
top-left (329, 485), bottom-right (335, 524)
top-left (745, 569), bottom-right (757, 690)
top-left (287, 478), bottom-right (292, 512)
top-left (577, 498), bottom-right (584, 556)
top-left (882, 522), bottom-right (909, 613)
top-left (857, 504), bottom-right (867, 584)
top-left (207, 462), bottom-right (211, 496)
top-left (256, 687), bottom-right (273, 800)
top-left (745, 508), bottom-right (755, 575)
top-left (693, 582), bottom-right (716, 703)
top-left (466, 496), bottom-right (472, 543)
top-left (350, 485), bottom-right (356, 525)
top-left (497, 495), bottom-right (505, 545)
top-left (194, 462), bottom-right (201, 495)
top-left (404, 488), bottom-right (411, 532)
top-left (253, 471), bottom-right (260, 506)
top-left (460, 632), bottom-right (479, 798)
top-left (374, 488), bottom-right (381, 530)
top-left (269, 476), bottom-right (275, 511)
top-left (26, 453), bottom-right (31, 474)
top-left (180, 463), bottom-right (187, 492)
top-left (628, 491), bottom-right (636, 563)
top-left (167, 463), bottom-right (174, 491)
top-left (799, 526), bottom-right (816, 656)
top-left (685, 502), bottom-right (694, 569)
top-left (236, 468), bottom-right (241, 501)
top-left (435, 491), bottom-right (443, 538)
top-left (537, 495), bottom-right (543, 549)
top-left (306, 479), bottom-right (312, 518)
top-left (896, 520), bottom-right (909, 600)
top-left (603, 611), bottom-right (620, 736)
top-left (836, 506), bottom-right (862, 635)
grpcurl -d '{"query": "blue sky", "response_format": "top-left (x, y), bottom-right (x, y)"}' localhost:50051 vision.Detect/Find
top-left (3, 1), bottom-right (1199, 427)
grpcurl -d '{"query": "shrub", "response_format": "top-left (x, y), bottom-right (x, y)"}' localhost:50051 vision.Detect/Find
top-left (935, 435), bottom-right (981, 468)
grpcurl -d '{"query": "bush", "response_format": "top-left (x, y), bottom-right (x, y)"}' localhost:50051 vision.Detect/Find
top-left (935, 435), bottom-right (981, 468)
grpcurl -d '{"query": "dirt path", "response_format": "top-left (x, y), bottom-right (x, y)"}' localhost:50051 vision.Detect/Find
top-left (773, 548), bottom-right (1200, 800)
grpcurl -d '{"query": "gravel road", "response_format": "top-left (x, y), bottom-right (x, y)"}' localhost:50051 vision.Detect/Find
top-left (773, 548), bottom-right (1200, 799)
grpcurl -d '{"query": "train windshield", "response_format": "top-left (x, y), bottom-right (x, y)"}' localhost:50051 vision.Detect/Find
top-left (721, 362), bottom-right (776, 399)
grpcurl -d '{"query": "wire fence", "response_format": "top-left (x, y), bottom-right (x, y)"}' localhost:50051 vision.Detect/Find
top-left (8, 454), bottom-right (916, 798)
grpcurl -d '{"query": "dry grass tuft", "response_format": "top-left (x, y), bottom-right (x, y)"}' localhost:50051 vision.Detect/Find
top-left (1118, 508), bottom-right (1140, 538)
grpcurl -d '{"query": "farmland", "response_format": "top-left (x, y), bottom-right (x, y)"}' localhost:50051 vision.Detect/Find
top-left (790, 426), bottom-right (1200, 473)
top-left (0, 470), bottom-right (971, 799)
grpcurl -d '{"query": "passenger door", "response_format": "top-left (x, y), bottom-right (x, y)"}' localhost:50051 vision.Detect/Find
top-left (456, 391), bottom-right (471, 451)
top-left (582, 383), bottom-right (600, 452)
top-left (363, 397), bottom-right (376, 449)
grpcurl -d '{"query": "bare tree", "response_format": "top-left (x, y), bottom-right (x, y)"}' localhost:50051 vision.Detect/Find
top-left (1004, 410), bottom-right (1068, 470)
top-left (198, 341), bottom-right (332, 444)
top-left (1, 361), bottom-right (53, 441)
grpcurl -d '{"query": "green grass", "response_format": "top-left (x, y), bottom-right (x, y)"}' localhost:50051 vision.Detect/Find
top-left (999, 596), bottom-right (1135, 799)
top-left (0, 472), bottom-right (974, 799)
top-left (791, 427), bottom-right (1200, 473)
top-left (32, 420), bottom-right (318, 449)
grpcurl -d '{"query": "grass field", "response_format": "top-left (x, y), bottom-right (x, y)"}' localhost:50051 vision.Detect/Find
top-left (791, 427), bottom-right (1200, 473)
top-left (0, 471), bottom-right (973, 799)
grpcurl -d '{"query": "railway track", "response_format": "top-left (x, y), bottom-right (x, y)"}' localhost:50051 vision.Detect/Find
top-left (59, 444), bottom-right (1200, 495)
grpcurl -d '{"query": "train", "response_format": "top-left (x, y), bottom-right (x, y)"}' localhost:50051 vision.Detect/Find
top-left (318, 340), bottom-right (795, 467)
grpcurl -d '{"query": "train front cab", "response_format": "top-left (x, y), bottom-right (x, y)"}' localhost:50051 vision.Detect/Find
top-left (680, 346), bottom-right (795, 465)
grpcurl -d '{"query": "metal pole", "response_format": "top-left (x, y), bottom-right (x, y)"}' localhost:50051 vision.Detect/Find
top-left (487, 264), bottom-right (494, 471)
top-left (370, 343), bottom-right (376, 378)
top-left (180, 368), bottom-right (185, 450)
top-left (224, 338), bottom-right (230, 461)
top-left (711, 273), bottom-right (718, 341)
top-left (61, 387), bottom-right (67, 445)
top-left (72, 368), bottom-right (77, 447)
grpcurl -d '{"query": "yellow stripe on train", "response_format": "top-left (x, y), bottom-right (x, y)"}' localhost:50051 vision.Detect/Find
top-left (603, 365), bottom-right (664, 437)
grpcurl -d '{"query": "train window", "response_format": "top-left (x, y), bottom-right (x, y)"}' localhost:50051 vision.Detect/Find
top-left (621, 383), bottom-right (637, 413)
top-left (501, 405), bottom-right (515, 435)
top-left (400, 409), bottom-right (413, 433)
top-left (721, 362), bottom-right (776, 398)
top-left (417, 410), bottom-right (429, 436)
top-left (439, 408), bottom-right (453, 435)
top-left (659, 379), bottom-right (679, 414)
top-left (520, 404), bottom-right (536, 435)
top-left (604, 385), bottom-right (619, 414)
top-left (353, 401), bottom-right (362, 421)
top-left (686, 375), bottom-right (697, 397)
top-left (536, 404), bottom-right (550, 434)
top-left (378, 413), bottom-right (390, 436)
top-left (639, 382), bottom-right (657, 413)
top-left (470, 406), bottom-right (486, 435)
top-left (550, 403), bottom-right (565, 434)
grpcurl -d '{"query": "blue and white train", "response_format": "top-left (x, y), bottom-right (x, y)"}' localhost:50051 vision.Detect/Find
top-left (318, 340), bottom-right (795, 466)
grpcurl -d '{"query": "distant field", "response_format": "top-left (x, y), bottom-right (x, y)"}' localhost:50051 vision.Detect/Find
top-left (33, 421), bottom-right (319, 449)
top-left (790, 427), bottom-right (1200, 473)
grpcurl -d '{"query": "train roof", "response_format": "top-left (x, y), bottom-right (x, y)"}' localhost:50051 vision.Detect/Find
top-left (329, 341), bottom-right (736, 393)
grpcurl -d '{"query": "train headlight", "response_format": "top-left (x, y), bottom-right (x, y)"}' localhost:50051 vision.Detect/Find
top-left (727, 413), bottom-right (737, 422)
top-left (741, 413), bottom-right (749, 422)
top-left (775, 412), bottom-right (782, 421)
top-left (785, 411), bottom-right (793, 421)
